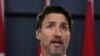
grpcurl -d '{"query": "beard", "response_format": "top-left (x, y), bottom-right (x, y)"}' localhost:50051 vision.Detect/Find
top-left (47, 44), bottom-right (66, 56)
top-left (41, 39), bottom-right (67, 56)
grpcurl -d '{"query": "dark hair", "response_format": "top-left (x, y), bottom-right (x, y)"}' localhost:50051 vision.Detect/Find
top-left (36, 6), bottom-right (73, 31)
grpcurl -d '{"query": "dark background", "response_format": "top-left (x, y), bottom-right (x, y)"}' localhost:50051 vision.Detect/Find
top-left (5, 0), bottom-right (100, 56)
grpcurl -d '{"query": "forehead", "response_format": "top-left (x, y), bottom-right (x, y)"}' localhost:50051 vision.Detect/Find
top-left (43, 13), bottom-right (68, 24)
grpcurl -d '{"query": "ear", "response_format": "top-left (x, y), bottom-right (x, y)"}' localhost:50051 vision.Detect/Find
top-left (36, 30), bottom-right (41, 40)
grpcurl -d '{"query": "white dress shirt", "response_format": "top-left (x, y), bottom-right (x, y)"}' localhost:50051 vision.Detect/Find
top-left (40, 54), bottom-right (66, 56)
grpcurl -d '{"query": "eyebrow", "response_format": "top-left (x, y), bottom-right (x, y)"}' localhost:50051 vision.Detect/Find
top-left (61, 22), bottom-right (68, 26)
top-left (45, 21), bottom-right (68, 26)
top-left (47, 21), bottom-right (55, 24)
top-left (43, 21), bottom-right (55, 26)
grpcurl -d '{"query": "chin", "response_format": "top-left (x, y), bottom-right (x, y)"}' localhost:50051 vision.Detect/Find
top-left (47, 45), bottom-right (65, 56)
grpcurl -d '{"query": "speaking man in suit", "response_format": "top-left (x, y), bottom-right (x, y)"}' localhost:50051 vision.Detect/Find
top-left (36, 6), bottom-right (73, 56)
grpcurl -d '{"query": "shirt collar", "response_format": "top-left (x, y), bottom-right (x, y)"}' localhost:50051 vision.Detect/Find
top-left (40, 54), bottom-right (66, 56)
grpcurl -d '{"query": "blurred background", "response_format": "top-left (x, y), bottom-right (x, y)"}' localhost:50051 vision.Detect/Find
top-left (4, 0), bottom-right (100, 56)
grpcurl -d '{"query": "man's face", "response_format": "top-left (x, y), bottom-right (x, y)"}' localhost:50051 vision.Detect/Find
top-left (36, 13), bottom-right (70, 56)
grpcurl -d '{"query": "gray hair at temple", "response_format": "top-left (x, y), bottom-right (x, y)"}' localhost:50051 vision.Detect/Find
top-left (36, 6), bottom-right (73, 31)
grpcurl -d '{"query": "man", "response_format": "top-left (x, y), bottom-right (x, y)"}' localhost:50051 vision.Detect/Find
top-left (36, 6), bottom-right (73, 56)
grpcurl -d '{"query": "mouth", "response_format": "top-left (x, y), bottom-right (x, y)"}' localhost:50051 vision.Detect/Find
top-left (51, 40), bottom-right (63, 48)
top-left (52, 41), bottom-right (63, 44)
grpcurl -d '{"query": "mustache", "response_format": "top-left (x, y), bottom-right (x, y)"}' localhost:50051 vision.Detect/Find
top-left (50, 36), bottom-right (63, 44)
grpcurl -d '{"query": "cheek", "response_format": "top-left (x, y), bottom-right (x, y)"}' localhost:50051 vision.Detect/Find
top-left (40, 29), bottom-right (53, 45)
top-left (63, 32), bottom-right (70, 45)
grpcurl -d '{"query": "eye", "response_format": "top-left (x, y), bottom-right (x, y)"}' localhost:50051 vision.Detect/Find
top-left (61, 26), bottom-right (68, 30)
top-left (46, 22), bottom-right (55, 29)
top-left (47, 24), bottom-right (53, 29)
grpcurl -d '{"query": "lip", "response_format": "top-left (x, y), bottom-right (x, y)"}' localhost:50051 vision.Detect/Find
top-left (52, 43), bottom-right (62, 48)
top-left (51, 40), bottom-right (63, 44)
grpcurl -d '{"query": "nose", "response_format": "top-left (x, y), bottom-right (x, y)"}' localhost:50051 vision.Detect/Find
top-left (55, 27), bottom-right (62, 37)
